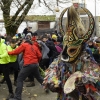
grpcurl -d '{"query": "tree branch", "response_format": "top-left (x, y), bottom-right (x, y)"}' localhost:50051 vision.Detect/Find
top-left (11, 0), bottom-right (31, 22)
top-left (57, 0), bottom-right (58, 6)
top-left (2, 0), bottom-right (13, 6)
top-left (14, 0), bottom-right (34, 27)
top-left (0, 1), bottom-right (4, 9)
top-left (43, 0), bottom-right (53, 12)
top-left (12, 0), bottom-right (24, 8)
top-left (1, 0), bottom-right (13, 25)
top-left (1, 0), bottom-right (13, 10)
top-left (13, 3), bottom-right (19, 8)
top-left (58, 0), bottom-right (70, 3)
top-left (16, 0), bottom-right (22, 7)
top-left (38, 0), bottom-right (41, 6)
top-left (38, 0), bottom-right (41, 3)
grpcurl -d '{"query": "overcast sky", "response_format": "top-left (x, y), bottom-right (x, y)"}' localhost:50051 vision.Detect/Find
top-left (86, 0), bottom-right (100, 16)
top-left (0, 0), bottom-right (100, 19)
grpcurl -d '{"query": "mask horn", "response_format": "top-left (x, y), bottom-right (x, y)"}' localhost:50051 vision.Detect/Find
top-left (59, 7), bottom-right (95, 40)
top-left (81, 7), bottom-right (95, 42)
top-left (59, 8), bottom-right (68, 35)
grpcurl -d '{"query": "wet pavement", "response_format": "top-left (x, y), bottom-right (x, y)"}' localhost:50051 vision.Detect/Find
top-left (1, 76), bottom-right (100, 100)
top-left (0, 76), bottom-right (57, 100)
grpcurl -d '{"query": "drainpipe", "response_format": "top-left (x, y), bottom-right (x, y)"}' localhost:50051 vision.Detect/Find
top-left (95, 0), bottom-right (96, 36)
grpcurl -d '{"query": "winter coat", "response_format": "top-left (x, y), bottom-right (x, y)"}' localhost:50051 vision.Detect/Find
top-left (37, 40), bottom-right (50, 59)
top-left (45, 40), bottom-right (58, 58)
top-left (7, 45), bottom-right (18, 62)
top-left (0, 39), bottom-right (10, 64)
top-left (8, 42), bottom-right (42, 66)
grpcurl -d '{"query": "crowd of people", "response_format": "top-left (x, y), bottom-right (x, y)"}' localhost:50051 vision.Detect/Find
top-left (0, 28), bottom-right (63, 100)
top-left (0, 27), bottom-right (100, 100)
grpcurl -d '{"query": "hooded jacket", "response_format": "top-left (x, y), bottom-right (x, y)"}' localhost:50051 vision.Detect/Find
top-left (45, 40), bottom-right (58, 58)
top-left (8, 42), bottom-right (42, 66)
top-left (37, 40), bottom-right (50, 59)
top-left (0, 39), bottom-right (10, 64)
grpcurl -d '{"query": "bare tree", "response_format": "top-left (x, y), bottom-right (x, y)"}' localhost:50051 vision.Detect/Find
top-left (0, 0), bottom-right (70, 36)
top-left (0, 0), bottom-right (34, 36)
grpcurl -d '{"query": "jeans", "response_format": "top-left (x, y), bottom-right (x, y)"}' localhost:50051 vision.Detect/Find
top-left (14, 63), bottom-right (43, 100)
top-left (0, 64), bottom-right (13, 93)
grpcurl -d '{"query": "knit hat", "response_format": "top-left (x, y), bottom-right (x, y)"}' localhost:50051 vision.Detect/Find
top-left (52, 34), bottom-right (57, 41)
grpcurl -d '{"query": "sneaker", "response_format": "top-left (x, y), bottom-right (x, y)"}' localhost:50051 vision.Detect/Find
top-left (26, 82), bottom-right (35, 87)
top-left (6, 93), bottom-right (14, 100)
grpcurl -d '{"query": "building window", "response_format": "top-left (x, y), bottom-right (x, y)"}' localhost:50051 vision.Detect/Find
top-left (38, 21), bottom-right (50, 30)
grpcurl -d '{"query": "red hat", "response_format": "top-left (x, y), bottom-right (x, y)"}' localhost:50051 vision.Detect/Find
top-left (32, 36), bottom-right (36, 41)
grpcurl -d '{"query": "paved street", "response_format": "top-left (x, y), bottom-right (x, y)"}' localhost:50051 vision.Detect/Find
top-left (0, 76), bottom-right (57, 100)
top-left (2, 76), bottom-right (100, 100)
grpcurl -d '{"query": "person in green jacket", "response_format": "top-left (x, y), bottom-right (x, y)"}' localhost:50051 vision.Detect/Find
top-left (0, 39), bottom-right (19, 85)
top-left (7, 39), bottom-right (19, 86)
top-left (0, 37), bottom-right (14, 100)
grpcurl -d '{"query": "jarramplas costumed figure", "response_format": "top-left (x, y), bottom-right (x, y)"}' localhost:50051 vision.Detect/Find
top-left (43, 5), bottom-right (100, 100)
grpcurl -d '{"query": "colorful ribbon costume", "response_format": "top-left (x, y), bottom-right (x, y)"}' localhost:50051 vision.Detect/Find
top-left (43, 6), bottom-right (100, 100)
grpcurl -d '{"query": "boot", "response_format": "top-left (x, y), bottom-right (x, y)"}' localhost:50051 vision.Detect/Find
top-left (6, 93), bottom-right (14, 100)
top-left (44, 88), bottom-right (49, 93)
top-left (26, 82), bottom-right (35, 87)
top-left (0, 78), bottom-right (5, 84)
top-left (24, 78), bottom-right (31, 82)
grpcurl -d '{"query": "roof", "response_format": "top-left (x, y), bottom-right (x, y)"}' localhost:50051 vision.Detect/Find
top-left (0, 15), bottom-right (56, 22)
top-left (24, 15), bottom-right (56, 21)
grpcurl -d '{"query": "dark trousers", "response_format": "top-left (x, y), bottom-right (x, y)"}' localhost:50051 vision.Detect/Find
top-left (0, 64), bottom-right (13, 93)
top-left (14, 63), bottom-right (43, 100)
top-left (8, 61), bottom-right (19, 82)
top-left (39, 58), bottom-right (49, 70)
top-left (2, 61), bottom-right (19, 82)
top-left (28, 73), bottom-right (34, 81)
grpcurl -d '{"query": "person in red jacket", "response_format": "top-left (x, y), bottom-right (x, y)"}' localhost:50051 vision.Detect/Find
top-left (8, 40), bottom-right (43, 100)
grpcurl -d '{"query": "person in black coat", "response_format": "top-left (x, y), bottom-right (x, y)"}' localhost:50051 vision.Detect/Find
top-left (41, 35), bottom-right (59, 64)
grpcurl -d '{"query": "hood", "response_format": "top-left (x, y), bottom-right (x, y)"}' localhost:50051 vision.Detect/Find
top-left (37, 40), bottom-right (49, 51)
top-left (37, 40), bottom-right (44, 47)
top-left (37, 40), bottom-right (50, 58)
